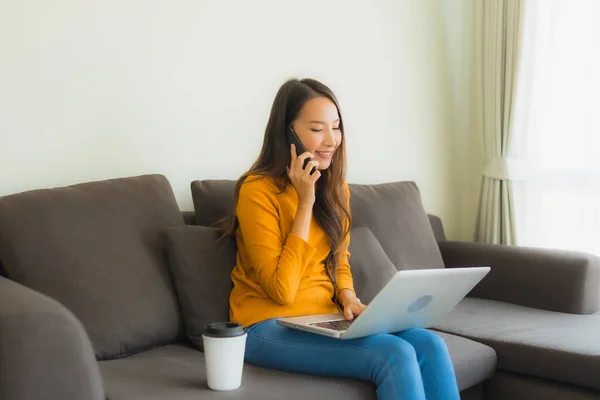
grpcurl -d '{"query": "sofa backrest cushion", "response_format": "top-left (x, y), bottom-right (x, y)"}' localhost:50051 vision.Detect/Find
top-left (348, 181), bottom-right (445, 270)
top-left (191, 180), bottom-right (236, 227)
top-left (191, 179), bottom-right (444, 272)
top-left (348, 227), bottom-right (398, 304)
top-left (165, 225), bottom-right (236, 351)
top-left (0, 175), bottom-right (185, 360)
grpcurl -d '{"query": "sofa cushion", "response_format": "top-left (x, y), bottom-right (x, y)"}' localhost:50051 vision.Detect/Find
top-left (165, 225), bottom-right (236, 351)
top-left (99, 344), bottom-right (376, 400)
top-left (436, 331), bottom-right (496, 391)
top-left (99, 337), bottom-right (493, 399)
top-left (349, 182), bottom-right (444, 271)
top-left (0, 174), bottom-right (185, 360)
top-left (347, 227), bottom-right (397, 304)
top-left (191, 180), bottom-right (444, 272)
top-left (486, 371), bottom-right (600, 400)
top-left (434, 297), bottom-right (600, 391)
top-left (191, 180), bottom-right (236, 227)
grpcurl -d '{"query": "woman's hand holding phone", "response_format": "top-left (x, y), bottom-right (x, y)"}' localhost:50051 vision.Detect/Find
top-left (287, 144), bottom-right (320, 207)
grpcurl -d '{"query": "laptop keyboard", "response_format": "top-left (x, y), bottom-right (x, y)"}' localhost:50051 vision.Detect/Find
top-left (310, 319), bottom-right (353, 331)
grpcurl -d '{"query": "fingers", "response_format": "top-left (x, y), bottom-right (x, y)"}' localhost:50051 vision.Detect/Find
top-left (296, 152), bottom-right (314, 171)
top-left (302, 160), bottom-right (320, 178)
top-left (352, 303), bottom-right (367, 318)
top-left (344, 307), bottom-right (354, 321)
top-left (310, 170), bottom-right (321, 185)
top-left (343, 301), bottom-right (367, 321)
top-left (289, 144), bottom-right (315, 175)
top-left (288, 143), bottom-right (319, 205)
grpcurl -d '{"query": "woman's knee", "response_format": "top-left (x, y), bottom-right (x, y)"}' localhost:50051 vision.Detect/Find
top-left (366, 334), bottom-right (418, 364)
top-left (401, 329), bottom-right (449, 355)
top-left (363, 335), bottom-right (422, 385)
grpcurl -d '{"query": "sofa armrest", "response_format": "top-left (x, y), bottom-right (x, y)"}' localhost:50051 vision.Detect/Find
top-left (427, 214), bottom-right (446, 242)
top-left (438, 241), bottom-right (600, 315)
top-left (0, 277), bottom-right (104, 400)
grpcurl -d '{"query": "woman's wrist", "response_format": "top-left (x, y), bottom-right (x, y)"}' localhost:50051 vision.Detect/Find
top-left (291, 203), bottom-right (313, 241)
top-left (296, 201), bottom-right (314, 210)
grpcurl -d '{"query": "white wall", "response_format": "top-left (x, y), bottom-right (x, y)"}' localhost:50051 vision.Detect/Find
top-left (1, 0), bottom-right (464, 238)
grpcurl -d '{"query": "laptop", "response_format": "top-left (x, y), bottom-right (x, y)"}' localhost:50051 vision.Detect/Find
top-left (276, 266), bottom-right (490, 339)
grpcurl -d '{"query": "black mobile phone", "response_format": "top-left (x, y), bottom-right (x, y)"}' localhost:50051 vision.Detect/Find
top-left (286, 125), bottom-right (316, 174)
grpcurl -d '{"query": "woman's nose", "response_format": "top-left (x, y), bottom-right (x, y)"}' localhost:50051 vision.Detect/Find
top-left (323, 128), bottom-right (336, 147)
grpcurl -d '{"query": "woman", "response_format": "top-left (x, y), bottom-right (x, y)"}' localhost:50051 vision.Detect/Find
top-left (220, 78), bottom-right (460, 400)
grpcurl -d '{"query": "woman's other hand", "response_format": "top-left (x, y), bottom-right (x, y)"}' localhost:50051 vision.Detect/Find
top-left (338, 289), bottom-right (367, 321)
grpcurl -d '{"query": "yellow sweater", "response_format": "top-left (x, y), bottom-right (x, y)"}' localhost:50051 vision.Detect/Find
top-left (229, 175), bottom-right (355, 327)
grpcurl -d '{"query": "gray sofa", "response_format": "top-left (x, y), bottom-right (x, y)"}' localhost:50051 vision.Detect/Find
top-left (0, 174), bottom-right (599, 400)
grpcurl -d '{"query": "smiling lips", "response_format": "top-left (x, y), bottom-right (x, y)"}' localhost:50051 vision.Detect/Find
top-left (315, 151), bottom-right (333, 160)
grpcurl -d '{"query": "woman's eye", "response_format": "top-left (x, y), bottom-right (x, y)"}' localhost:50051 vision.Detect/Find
top-left (334, 126), bottom-right (341, 130)
top-left (311, 129), bottom-right (323, 132)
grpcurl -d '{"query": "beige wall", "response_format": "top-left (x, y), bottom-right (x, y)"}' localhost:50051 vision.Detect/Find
top-left (438, 0), bottom-right (484, 241)
top-left (0, 0), bottom-right (478, 241)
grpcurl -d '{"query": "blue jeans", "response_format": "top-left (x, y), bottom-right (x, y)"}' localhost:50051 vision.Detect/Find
top-left (244, 319), bottom-right (460, 400)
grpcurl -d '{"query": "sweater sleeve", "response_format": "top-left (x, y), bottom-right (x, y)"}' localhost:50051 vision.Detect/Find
top-left (336, 181), bottom-right (355, 296)
top-left (236, 179), bottom-right (316, 305)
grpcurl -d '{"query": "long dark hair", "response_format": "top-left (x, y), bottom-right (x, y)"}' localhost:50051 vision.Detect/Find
top-left (219, 78), bottom-right (351, 305)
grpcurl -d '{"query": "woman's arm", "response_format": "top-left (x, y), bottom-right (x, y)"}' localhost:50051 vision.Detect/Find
top-left (336, 236), bottom-right (355, 296)
top-left (236, 180), bottom-right (316, 305)
top-left (336, 181), bottom-right (355, 295)
top-left (336, 182), bottom-right (366, 320)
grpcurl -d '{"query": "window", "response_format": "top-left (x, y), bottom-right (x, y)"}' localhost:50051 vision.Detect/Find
top-left (513, 0), bottom-right (600, 255)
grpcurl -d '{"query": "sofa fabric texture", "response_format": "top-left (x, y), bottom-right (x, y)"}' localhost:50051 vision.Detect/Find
top-left (0, 174), bottom-right (185, 359)
top-left (165, 225), bottom-right (236, 351)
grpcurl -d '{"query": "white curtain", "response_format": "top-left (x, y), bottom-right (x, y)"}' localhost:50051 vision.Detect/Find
top-left (474, 0), bottom-right (524, 245)
top-left (512, 0), bottom-right (600, 256)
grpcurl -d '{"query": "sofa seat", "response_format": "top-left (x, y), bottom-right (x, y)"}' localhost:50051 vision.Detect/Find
top-left (99, 332), bottom-right (495, 400)
top-left (433, 297), bottom-right (600, 391)
top-left (99, 344), bottom-right (375, 400)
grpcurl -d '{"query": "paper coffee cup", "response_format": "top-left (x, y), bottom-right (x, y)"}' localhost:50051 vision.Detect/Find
top-left (202, 322), bottom-right (247, 391)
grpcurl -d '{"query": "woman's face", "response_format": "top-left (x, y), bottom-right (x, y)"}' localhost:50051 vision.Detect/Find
top-left (291, 96), bottom-right (342, 171)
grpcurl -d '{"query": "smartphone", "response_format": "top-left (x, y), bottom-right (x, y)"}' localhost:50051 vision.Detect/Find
top-left (286, 125), bottom-right (316, 174)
